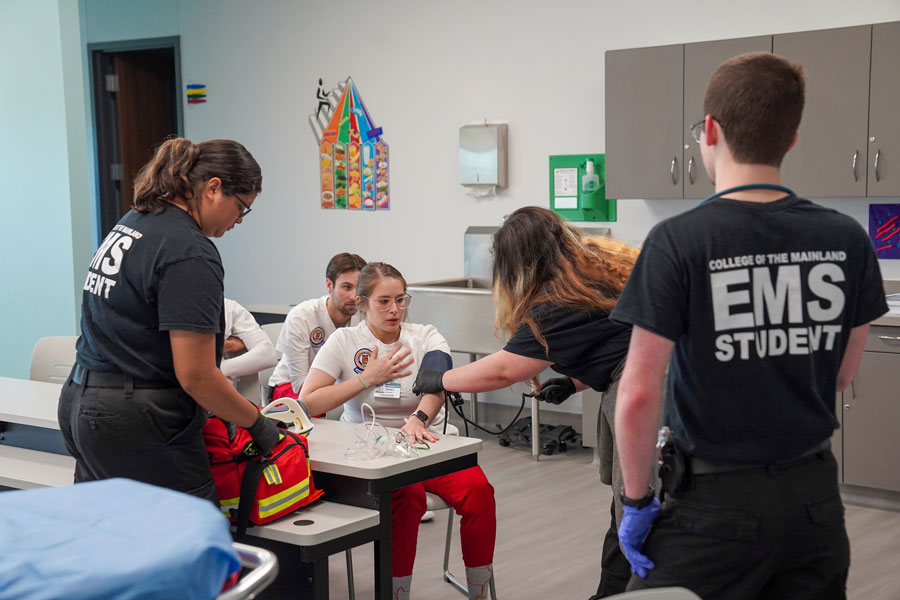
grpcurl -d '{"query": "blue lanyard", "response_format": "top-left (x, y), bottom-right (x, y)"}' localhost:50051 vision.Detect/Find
top-left (699, 183), bottom-right (795, 206)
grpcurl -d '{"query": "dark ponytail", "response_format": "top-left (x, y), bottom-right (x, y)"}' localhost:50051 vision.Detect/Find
top-left (132, 137), bottom-right (262, 213)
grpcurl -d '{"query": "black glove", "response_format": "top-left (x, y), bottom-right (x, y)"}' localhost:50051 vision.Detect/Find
top-left (246, 412), bottom-right (282, 455)
top-left (412, 369), bottom-right (446, 395)
top-left (535, 377), bottom-right (576, 404)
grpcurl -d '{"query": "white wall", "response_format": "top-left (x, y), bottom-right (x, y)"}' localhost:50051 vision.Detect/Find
top-left (168, 0), bottom-right (900, 305)
top-left (0, 0), bottom-right (90, 378)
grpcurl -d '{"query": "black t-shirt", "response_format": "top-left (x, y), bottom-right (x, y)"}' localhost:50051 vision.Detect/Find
top-left (503, 304), bottom-right (631, 391)
top-left (76, 206), bottom-right (225, 384)
top-left (611, 195), bottom-right (888, 463)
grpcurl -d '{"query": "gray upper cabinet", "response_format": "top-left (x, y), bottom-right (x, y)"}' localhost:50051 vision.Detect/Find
top-left (868, 21), bottom-right (900, 197)
top-left (607, 22), bottom-right (899, 200)
top-left (605, 44), bottom-right (683, 199)
top-left (683, 36), bottom-right (772, 199)
top-left (774, 26), bottom-right (871, 198)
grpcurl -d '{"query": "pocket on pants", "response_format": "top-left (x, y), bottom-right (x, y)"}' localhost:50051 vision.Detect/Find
top-left (806, 494), bottom-right (844, 526)
top-left (671, 500), bottom-right (760, 542)
top-left (139, 389), bottom-right (202, 446)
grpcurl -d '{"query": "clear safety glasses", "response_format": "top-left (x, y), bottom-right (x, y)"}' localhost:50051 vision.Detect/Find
top-left (361, 294), bottom-right (412, 312)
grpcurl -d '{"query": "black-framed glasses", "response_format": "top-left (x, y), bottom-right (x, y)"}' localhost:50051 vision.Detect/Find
top-left (691, 117), bottom-right (724, 143)
top-left (231, 193), bottom-right (252, 218)
top-left (362, 294), bottom-right (412, 311)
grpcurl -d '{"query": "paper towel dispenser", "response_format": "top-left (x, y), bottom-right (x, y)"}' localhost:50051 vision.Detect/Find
top-left (459, 123), bottom-right (508, 193)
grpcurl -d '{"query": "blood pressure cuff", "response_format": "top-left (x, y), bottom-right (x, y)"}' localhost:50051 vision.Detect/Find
top-left (421, 350), bottom-right (452, 372)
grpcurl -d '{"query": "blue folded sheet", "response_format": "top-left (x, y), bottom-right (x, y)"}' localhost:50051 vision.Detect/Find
top-left (0, 478), bottom-right (240, 600)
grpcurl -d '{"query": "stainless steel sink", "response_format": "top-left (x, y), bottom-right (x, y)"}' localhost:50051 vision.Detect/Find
top-left (406, 278), bottom-right (502, 356)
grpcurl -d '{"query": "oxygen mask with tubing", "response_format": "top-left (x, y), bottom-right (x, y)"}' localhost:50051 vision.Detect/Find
top-left (344, 403), bottom-right (430, 460)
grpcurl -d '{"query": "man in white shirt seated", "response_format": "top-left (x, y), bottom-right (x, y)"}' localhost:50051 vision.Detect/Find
top-left (268, 253), bottom-right (367, 402)
top-left (222, 298), bottom-right (278, 404)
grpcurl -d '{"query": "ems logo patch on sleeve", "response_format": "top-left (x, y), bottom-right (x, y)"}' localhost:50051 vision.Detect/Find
top-left (353, 347), bottom-right (372, 374)
top-left (309, 327), bottom-right (326, 347)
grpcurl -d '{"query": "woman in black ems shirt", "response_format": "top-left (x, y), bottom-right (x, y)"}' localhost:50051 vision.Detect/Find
top-left (413, 206), bottom-right (644, 597)
top-left (58, 137), bottom-right (281, 503)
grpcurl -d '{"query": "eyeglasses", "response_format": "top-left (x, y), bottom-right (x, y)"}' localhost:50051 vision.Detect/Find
top-left (690, 118), bottom-right (705, 143)
top-left (231, 193), bottom-right (252, 218)
top-left (362, 294), bottom-right (412, 311)
top-left (690, 117), bottom-right (724, 143)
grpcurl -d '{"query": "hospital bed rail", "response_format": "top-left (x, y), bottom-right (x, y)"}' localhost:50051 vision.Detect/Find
top-left (217, 543), bottom-right (279, 600)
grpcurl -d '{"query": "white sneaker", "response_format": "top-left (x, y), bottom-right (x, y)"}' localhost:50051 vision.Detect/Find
top-left (421, 510), bottom-right (435, 522)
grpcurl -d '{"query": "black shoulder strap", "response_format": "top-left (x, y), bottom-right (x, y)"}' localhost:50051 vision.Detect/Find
top-left (236, 459), bottom-right (265, 538)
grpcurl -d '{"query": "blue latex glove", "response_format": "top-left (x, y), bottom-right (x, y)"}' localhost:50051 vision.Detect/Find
top-left (617, 496), bottom-right (661, 578)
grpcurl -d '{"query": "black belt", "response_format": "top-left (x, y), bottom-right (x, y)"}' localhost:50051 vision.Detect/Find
top-left (72, 364), bottom-right (175, 390)
top-left (689, 440), bottom-right (831, 476)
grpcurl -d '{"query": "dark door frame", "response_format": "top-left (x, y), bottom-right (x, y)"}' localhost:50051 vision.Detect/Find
top-left (88, 36), bottom-right (183, 243)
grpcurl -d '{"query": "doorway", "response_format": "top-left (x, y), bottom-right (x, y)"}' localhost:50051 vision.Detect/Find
top-left (89, 37), bottom-right (182, 237)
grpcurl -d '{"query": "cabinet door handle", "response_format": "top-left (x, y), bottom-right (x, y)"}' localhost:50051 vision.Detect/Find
top-left (852, 150), bottom-right (858, 182)
top-left (877, 335), bottom-right (900, 341)
top-left (874, 149), bottom-right (881, 182)
top-left (670, 157), bottom-right (678, 185)
top-left (688, 157), bottom-right (695, 185)
top-left (850, 379), bottom-right (856, 401)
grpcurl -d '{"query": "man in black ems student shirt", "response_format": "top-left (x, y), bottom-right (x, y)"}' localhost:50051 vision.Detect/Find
top-left (610, 53), bottom-right (887, 599)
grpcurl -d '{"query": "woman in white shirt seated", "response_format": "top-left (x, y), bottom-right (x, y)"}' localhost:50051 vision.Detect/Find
top-left (301, 262), bottom-right (496, 600)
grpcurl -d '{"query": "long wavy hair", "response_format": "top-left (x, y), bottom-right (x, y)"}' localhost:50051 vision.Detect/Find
top-left (492, 206), bottom-right (639, 353)
top-left (132, 137), bottom-right (262, 213)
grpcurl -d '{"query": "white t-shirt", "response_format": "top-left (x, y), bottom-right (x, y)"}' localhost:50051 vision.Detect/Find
top-left (309, 321), bottom-right (453, 431)
top-left (268, 295), bottom-right (360, 393)
top-left (221, 298), bottom-right (277, 378)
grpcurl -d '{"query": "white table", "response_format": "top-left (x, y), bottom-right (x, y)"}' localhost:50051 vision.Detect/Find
top-left (0, 376), bottom-right (62, 430)
top-left (0, 377), bottom-right (68, 455)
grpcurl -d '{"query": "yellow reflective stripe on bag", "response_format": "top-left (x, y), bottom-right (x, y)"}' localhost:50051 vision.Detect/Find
top-left (219, 496), bottom-right (240, 517)
top-left (257, 477), bottom-right (312, 519)
top-left (263, 464), bottom-right (282, 485)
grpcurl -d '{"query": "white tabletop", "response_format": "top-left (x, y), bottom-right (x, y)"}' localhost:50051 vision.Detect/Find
top-left (306, 419), bottom-right (482, 479)
top-left (0, 377), bottom-right (62, 430)
top-left (247, 303), bottom-right (295, 316)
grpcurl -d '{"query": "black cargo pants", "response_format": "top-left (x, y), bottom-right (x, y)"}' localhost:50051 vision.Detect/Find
top-left (626, 450), bottom-right (849, 600)
top-left (58, 368), bottom-right (218, 504)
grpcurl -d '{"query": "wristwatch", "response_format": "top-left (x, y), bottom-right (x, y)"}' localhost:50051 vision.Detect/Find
top-left (619, 490), bottom-right (655, 509)
top-left (411, 409), bottom-right (429, 425)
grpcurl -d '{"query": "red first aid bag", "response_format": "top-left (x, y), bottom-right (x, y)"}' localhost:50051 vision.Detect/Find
top-left (203, 415), bottom-right (324, 535)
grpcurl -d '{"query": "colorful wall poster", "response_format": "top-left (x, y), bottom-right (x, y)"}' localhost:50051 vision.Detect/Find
top-left (310, 78), bottom-right (389, 210)
top-left (186, 84), bottom-right (207, 104)
top-left (869, 204), bottom-right (900, 259)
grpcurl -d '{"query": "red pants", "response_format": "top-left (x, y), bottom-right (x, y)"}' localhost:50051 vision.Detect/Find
top-left (272, 382), bottom-right (297, 400)
top-left (390, 465), bottom-right (496, 576)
